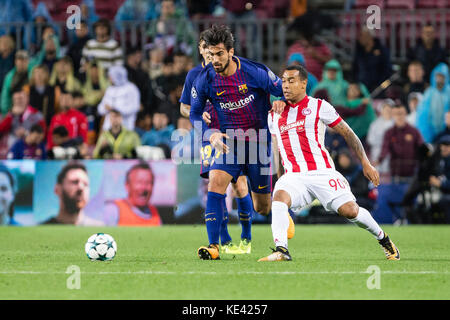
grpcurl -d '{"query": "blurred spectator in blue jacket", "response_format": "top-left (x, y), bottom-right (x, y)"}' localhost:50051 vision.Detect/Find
top-left (0, 0), bottom-right (33, 42)
top-left (416, 63), bottom-right (450, 143)
top-left (141, 107), bottom-right (175, 158)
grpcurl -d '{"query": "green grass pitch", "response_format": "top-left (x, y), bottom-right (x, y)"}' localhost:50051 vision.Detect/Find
top-left (0, 225), bottom-right (449, 299)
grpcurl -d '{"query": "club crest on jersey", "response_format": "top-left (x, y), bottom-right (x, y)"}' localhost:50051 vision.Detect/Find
top-left (302, 108), bottom-right (312, 116)
top-left (191, 87), bottom-right (197, 99)
top-left (238, 84), bottom-right (248, 94)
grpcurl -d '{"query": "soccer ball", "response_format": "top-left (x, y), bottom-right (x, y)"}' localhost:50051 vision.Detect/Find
top-left (85, 233), bottom-right (117, 261)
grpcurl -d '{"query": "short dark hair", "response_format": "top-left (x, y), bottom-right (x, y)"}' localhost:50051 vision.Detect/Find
top-left (125, 162), bottom-right (154, 184)
top-left (57, 162), bottom-right (87, 185)
top-left (52, 125), bottom-right (69, 137)
top-left (202, 25), bottom-right (234, 51)
top-left (72, 91), bottom-right (83, 99)
top-left (285, 64), bottom-right (308, 81)
top-left (29, 124), bottom-right (44, 134)
top-left (93, 18), bottom-right (111, 35)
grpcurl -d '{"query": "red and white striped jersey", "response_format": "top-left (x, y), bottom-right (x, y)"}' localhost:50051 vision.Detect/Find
top-left (268, 95), bottom-right (342, 173)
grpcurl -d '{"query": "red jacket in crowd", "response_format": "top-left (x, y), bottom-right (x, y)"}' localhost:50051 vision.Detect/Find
top-left (47, 108), bottom-right (88, 149)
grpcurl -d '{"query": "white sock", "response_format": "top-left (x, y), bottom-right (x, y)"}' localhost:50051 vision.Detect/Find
top-left (349, 207), bottom-right (385, 240)
top-left (271, 201), bottom-right (290, 248)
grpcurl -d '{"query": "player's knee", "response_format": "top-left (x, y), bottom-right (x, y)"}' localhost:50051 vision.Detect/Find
top-left (232, 180), bottom-right (248, 198)
top-left (338, 201), bottom-right (359, 219)
top-left (253, 201), bottom-right (270, 216)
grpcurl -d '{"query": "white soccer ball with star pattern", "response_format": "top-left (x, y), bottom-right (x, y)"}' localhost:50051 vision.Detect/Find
top-left (85, 233), bottom-right (117, 261)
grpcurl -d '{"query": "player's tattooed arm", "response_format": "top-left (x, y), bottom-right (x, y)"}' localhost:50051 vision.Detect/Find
top-left (180, 103), bottom-right (191, 118)
top-left (333, 120), bottom-right (380, 187)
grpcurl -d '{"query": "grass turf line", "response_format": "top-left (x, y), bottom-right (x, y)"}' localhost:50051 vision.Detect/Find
top-left (0, 225), bottom-right (449, 299)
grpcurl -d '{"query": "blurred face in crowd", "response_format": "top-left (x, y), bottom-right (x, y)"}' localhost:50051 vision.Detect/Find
top-left (15, 57), bottom-right (28, 73)
top-left (408, 97), bottom-right (419, 113)
top-left (326, 68), bottom-right (337, 81)
top-left (55, 60), bottom-right (72, 77)
top-left (52, 133), bottom-right (67, 146)
top-left (59, 93), bottom-right (73, 111)
top-left (95, 25), bottom-right (109, 43)
top-left (25, 129), bottom-right (44, 145)
top-left (150, 48), bottom-right (164, 65)
top-left (0, 172), bottom-right (14, 224)
top-left (347, 83), bottom-right (361, 100)
top-left (392, 106), bottom-right (408, 127)
top-left (421, 25), bottom-right (435, 46)
top-left (435, 73), bottom-right (446, 90)
top-left (160, 0), bottom-right (175, 19)
top-left (126, 168), bottom-right (154, 208)
top-left (44, 37), bottom-right (56, 57)
top-left (440, 143), bottom-right (450, 158)
top-left (33, 66), bottom-right (49, 86)
top-left (338, 152), bottom-right (352, 169)
top-left (56, 169), bottom-right (90, 214)
top-left (173, 54), bottom-right (186, 74)
top-left (110, 111), bottom-right (123, 131)
top-left (76, 22), bottom-right (89, 39)
top-left (12, 91), bottom-right (28, 113)
top-left (380, 103), bottom-right (392, 120)
top-left (89, 65), bottom-right (99, 83)
top-left (72, 96), bottom-right (85, 109)
top-left (162, 61), bottom-right (173, 75)
top-left (208, 43), bottom-right (234, 75)
top-left (152, 112), bottom-right (169, 130)
top-left (408, 63), bottom-right (424, 83)
top-left (127, 51), bottom-right (142, 69)
top-left (0, 35), bottom-right (14, 56)
top-left (136, 114), bottom-right (152, 130)
top-left (282, 69), bottom-right (307, 103)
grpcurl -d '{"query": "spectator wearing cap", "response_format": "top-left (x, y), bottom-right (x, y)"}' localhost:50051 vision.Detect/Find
top-left (0, 35), bottom-right (15, 92)
top-left (416, 63), bottom-right (450, 143)
top-left (1, 50), bottom-right (33, 115)
top-left (82, 18), bottom-right (123, 71)
top-left (287, 53), bottom-right (318, 95)
top-left (93, 109), bottom-right (141, 159)
top-left (125, 47), bottom-right (156, 115)
top-left (366, 99), bottom-right (395, 175)
top-left (311, 59), bottom-right (348, 106)
top-left (8, 123), bottom-right (46, 159)
top-left (407, 24), bottom-right (448, 81)
top-left (98, 65), bottom-right (140, 132)
top-left (141, 108), bottom-right (175, 158)
top-left (429, 135), bottom-right (450, 223)
top-left (352, 26), bottom-right (393, 93)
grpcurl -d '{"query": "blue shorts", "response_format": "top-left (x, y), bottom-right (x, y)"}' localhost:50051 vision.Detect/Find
top-left (210, 139), bottom-right (272, 194)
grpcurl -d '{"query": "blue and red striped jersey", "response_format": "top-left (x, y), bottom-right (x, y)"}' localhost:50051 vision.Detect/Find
top-left (189, 56), bottom-right (283, 140)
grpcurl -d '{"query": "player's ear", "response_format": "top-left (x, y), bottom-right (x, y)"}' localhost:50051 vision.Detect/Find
top-left (54, 183), bottom-right (61, 197)
top-left (229, 48), bottom-right (234, 57)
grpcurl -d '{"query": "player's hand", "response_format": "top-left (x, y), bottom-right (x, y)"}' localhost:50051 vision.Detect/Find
top-left (210, 132), bottom-right (230, 154)
top-left (362, 161), bottom-right (380, 187)
top-left (271, 100), bottom-right (286, 114)
top-left (202, 112), bottom-right (211, 125)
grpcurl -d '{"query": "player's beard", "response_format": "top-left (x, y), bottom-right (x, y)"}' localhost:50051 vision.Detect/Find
top-left (215, 57), bottom-right (230, 74)
top-left (62, 189), bottom-right (87, 215)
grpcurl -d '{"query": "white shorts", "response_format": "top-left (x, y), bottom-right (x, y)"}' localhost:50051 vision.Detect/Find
top-left (273, 169), bottom-right (356, 212)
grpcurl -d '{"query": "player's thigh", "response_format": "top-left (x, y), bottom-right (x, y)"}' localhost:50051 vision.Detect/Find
top-left (231, 175), bottom-right (249, 198)
top-left (273, 173), bottom-right (313, 210)
top-left (208, 169), bottom-right (234, 194)
top-left (251, 191), bottom-right (271, 215)
top-left (306, 170), bottom-right (356, 212)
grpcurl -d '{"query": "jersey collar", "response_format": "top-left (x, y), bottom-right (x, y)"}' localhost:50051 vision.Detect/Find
top-left (287, 95), bottom-right (309, 109)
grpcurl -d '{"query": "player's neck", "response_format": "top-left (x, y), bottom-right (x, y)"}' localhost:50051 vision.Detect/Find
top-left (288, 93), bottom-right (307, 105)
top-left (219, 59), bottom-right (237, 77)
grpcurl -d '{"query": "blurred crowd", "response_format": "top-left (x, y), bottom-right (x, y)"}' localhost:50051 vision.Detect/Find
top-left (0, 0), bottom-right (449, 223)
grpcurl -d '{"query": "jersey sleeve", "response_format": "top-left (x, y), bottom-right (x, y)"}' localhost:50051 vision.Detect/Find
top-left (319, 100), bottom-right (342, 128)
top-left (267, 112), bottom-right (275, 135)
top-left (179, 70), bottom-right (196, 105)
top-left (189, 74), bottom-right (208, 127)
top-left (255, 66), bottom-right (284, 98)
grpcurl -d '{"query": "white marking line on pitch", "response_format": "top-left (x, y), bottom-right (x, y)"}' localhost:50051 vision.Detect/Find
top-left (0, 271), bottom-right (448, 275)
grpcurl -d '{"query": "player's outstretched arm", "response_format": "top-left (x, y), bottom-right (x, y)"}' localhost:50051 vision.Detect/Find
top-left (333, 120), bottom-right (380, 187)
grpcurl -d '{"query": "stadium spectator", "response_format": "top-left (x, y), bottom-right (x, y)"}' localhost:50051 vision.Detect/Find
top-left (286, 35), bottom-right (332, 81)
top-left (407, 24), bottom-right (448, 81)
top-left (0, 89), bottom-right (45, 158)
top-left (29, 2), bottom-right (57, 54)
top-left (47, 126), bottom-right (85, 160)
top-left (141, 108), bottom-right (174, 158)
top-left (29, 34), bottom-right (61, 77)
top-left (146, 0), bottom-right (196, 57)
top-left (82, 18), bottom-right (123, 71)
top-left (0, 35), bottom-right (15, 92)
top-left (49, 57), bottom-right (82, 110)
top-left (114, 0), bottom-right (154, 28)
top-left (134, 111), bottom-right (152, 138)
top-left (352, 27), bottom-right (392, 93)
top-left (0, 0), bottom-right (33, 45)
top-left (434, 111), bottom-right (450, 145)
top-left (429, 135), bottom-right (450, 223)
top-left (341, 81), bottom-right (375, 143)
top-left (81, 61), bottom-right (108, 115)
top-left (125, 47), bottom-right (156, 115)
top-left (406, 92), bottom-right (422, 127)
top-left (287, 53), bottom-right (318, 95)
top-left (0, 165), bottom-right (18, 225)
top-left (148, 47), bottom-right (165, 80)
top-left (376, 104), bottom-right (424, 181)
top-left (93, 109), bottom-right (141, 159)
top-left (47, 91), bottom-right (88, 150)
top-left (42, 162), bottom-right (102, 225)
top-left (311, 59), bottom-right (348, 106)
top-left (98, 65), bottom-right (140, 131)
top-left (366, 99), bottom-right (394, 175)
top-left (1, 50), bottom-right (32, 115)
top-left (403, 61), bottom-right (427, 97)
top-left (103, 162), bottom-right (162, 226)
top-left (416, 63), bottom-right (450, 143)
top-left (29, 64), bottom-right (55, 126)
top-left (8, 123), bottom-right (46, 160)
top-left (66, 20), bottom-right (91, 80)
top-left (80, 0), bottom-right (100, 25)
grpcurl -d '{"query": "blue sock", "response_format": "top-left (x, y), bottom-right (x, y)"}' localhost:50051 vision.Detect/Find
top-left (205, 192), bottom-right (225, 245)
top-left (237, 193), bottom-right (253, 241)
top-left (220, 197), bottom-right (232, 245)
